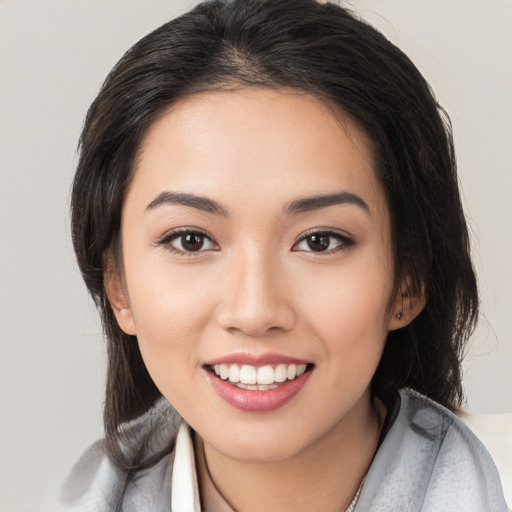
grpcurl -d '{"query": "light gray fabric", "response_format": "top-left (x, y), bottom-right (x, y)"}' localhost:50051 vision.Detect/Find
top-left (61, 398), bottom-right (179, 512)
top-left (356, 389), bottom-right (508, 511)
top-left (61, 389), bottom-right (509, 511)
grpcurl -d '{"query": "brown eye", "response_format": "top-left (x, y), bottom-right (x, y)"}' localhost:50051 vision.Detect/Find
top-left (181, 233), bottom-right (205, 251)
top-left (306, 233), bottom-right (330, 251)
top-left (293, 230), bottom-right (354, 253)
top-left (159, 229), bottom-right (217, 254)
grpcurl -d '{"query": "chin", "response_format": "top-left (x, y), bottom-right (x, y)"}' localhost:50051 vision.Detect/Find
top-left (217, 437), bottom-right (307, 463)
top-left (198, 416), bottom-right (321, 463)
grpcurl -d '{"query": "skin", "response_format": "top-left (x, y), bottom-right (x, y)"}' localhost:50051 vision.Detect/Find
top-left (106, 88), bottom-right (423, 511)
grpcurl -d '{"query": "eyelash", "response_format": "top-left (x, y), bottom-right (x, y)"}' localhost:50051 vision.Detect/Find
top-left (292, 230), bottom-right (355, 254)
top-left (156, 228), bottom-right (354, 256)
top-left (156, 228), bottom-right (218, 256)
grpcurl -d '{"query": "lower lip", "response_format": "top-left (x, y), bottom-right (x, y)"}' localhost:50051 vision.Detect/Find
top-left (205, 369), bottom-right (312, 413)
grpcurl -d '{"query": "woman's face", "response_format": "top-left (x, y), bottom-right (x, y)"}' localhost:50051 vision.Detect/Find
top-left (110, 88), bottom-right (403, 461)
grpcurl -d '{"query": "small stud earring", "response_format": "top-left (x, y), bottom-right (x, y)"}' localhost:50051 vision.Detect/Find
top-left (396, 312), bottom-right (403, 320)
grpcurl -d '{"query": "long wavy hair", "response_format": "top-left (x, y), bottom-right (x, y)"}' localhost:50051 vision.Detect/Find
top-left (71, 0), bottom-right (478, 504)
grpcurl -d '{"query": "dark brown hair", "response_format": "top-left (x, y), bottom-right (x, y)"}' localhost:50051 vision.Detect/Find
top-left (71, 0), bottom-right (478, 499)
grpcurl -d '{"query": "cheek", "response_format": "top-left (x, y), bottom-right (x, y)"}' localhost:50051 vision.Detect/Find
top-left (122, 256), bottom-right (216, 378)
top-left (126, 252), bottom-right (207, 325)
top-left (296, 258), bottom-right (393, 361)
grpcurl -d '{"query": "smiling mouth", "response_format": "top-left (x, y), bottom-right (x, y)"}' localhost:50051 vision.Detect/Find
top-left (206, 363), bottom-right (313, 390)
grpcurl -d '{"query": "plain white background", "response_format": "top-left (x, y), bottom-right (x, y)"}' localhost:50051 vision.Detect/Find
top-left (0, 1), bottom-right (510, 510)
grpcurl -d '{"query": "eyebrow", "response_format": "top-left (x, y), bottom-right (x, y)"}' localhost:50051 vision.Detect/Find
top-left (145, 190), bottom-right (370, 217)
top-left (284, 192), bottom-right (370, 216)
top-left (145, 191), bottom-right (229, 217)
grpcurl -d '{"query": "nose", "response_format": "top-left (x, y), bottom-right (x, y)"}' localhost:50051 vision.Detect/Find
top-left (216, 248), bottom-right (295, 337)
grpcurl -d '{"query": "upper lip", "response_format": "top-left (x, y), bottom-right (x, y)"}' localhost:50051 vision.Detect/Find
top-left (204, 352), bottom-right (311, 367)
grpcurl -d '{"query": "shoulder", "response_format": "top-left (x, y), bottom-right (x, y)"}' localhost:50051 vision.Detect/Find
top-left (358, 389), bottom-right (508, 512)
top-left (61, 439), bottom-right (124, 512)
top-left (61, 399), bottom-right (181, 512)
top-left (404, 389), bottom-right (508, 511)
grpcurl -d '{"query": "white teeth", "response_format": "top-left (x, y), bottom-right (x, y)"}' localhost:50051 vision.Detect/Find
top-left (274, 364), bottom-right (287, 382)
top-left (286, 364), bottom-right (297, 380)
top-left (220, 364), bottom-right (229, 380)
top-left (239, 365), bottom-right (257, 384)
top-left (211, 362), bottom-right (309, 386)
top-left (233, 383), bottom-right (280, 390)
top-left (258, 384), bottom-right (279, 390)
top-left (257, 365), bottom-right (275, 385)
top-left (228, 364), bottom-right (240, 383)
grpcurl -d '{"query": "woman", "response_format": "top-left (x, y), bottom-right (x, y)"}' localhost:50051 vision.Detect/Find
top-left (63, 0), bottom-right (508, 510)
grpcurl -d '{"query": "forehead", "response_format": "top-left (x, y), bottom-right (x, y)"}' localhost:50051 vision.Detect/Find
top-left (130, 88), bottom-right (386, 219)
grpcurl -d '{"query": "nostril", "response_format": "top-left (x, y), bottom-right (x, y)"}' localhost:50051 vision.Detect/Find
top-left (219, 307), bottom-right (296, 337)
top-left (225, 325), bottom-right (286, 337)
top-left (216, 271), bottom-right (295, 335)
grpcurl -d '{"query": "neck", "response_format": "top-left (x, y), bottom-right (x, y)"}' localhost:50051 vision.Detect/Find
top-left (196, 390), bottom-right (384, 512)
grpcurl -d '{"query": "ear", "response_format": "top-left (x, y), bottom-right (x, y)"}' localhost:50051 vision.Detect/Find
top-left (388, 278), bottom-right (426, 331)
top-left (103, 257), bottom-right (137, 336)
